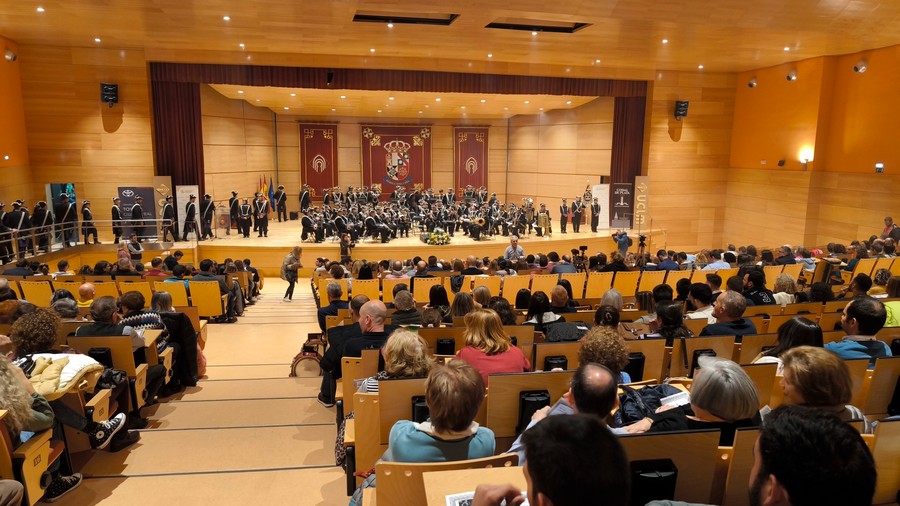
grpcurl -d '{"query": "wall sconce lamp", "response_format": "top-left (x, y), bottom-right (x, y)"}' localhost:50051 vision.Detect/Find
top-left (875, 162), bottom-right (884, 173)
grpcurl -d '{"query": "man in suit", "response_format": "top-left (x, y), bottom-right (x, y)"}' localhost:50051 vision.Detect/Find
top-left (81, 200), bottom-right (98, 245)
top-left (182, 194), bottom-right (198, 241)
top-left (590, 197), bottom-right (600, 232)
top-left (571, 196), bottom-right (584, 233)
top-left (559, 198), bottom-right (569, 234)
top-left (161, 195), bottom-right (177, 242)
top-left (227, 191), bottom-right (239, 235)
top-left (775, 245), bottom-right (797, 265)
top-left (274, 185), bottom-right (287, 222)
top-left (253, 193), bottom-right (269, 237)
top-left (199, 194), bottom-right (214, 240)
top-left (131, 195), bottom-right (145, 242)
top-left (317, 282), bottom-right (349, 332)
top-left (111, 196), bottom-right (124, 243)
top-left (299, 184), bottom-right (311, 213)
top-left (55, 193), bottom-right (77, 247)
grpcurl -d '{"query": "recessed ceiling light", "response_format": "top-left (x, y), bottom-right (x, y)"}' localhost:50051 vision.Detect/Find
top-left (524, 100), bottom-right (530, 104)
top-left (94, 38), bottom-right (101, 43)
top-left (661, 39), bottom-right (668, 44)
top-left (246, 55), bottom-right (252, 60)
top-left (784, 46), bottom-right (790, 51)
top-left (290, 93), bottom-right (296, 97)
top-left (340, 95), bottom-right (346, 99)
top-left (418, 111), bottom-right (423, 114)
top-left (223, 15), bottom-right (230, 21)
top-left (698, 64), bottom-right (704, 69)
top-left (36, 7), bottom-right (45, 12)
top-left (504, 107), bottom-right (509, 110)
top-left (461, 106), bottom-right (466, 109)
top-left (565, 68), bottom-right (571, 72)
top-left (388, 96), bottom-right (395, 101)
top-left (387, 22), bottom-right (394, 29)
top-left (487, 53), bottom-right (493, 58)
top-left (435, 98), bottom-right (441, 102)
top-left (331, 108), bottom-right (336, 112)
top-left (239, 43), bottom-right (245, 49)
top-left (480, 99), bottom-right (486, 103)
top-left (539, 108), bottom-right (544, 111)
top-left (283, 107), bottom-right (289, 110)
top-left (594, 59), bottom-right (601, 64)
top-left (377, 109), bottom-right (382, 113)
top-left (370, 48), bottom-right (375, 53)
top-left (3, 155), bottom-right (8, 161)
top-left (531, 31), bottom-right (538, 36)
top-left (237, 90), bottom-right (244, 94)
top-left (255, 99), bottom-right (260, 102)
top-left (566, 101), bottom-right (572, 105)
top-left (424, 105), bottom-right (429, 108)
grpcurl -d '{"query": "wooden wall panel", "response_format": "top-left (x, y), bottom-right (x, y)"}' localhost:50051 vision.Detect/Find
top-left (811, 172), bottom-right (900, 243)
top-left (646, 71), bottom-right (735, 251)
top-left (18, 44), bottom-right (154, 242)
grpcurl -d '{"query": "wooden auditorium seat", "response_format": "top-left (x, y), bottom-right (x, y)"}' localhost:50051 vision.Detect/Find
top-left (188, 281), bottom-right (229, 319)
top-left (861, 356), bottom-right (900, 419)
top-left (499, 274), bottom-right (530, 300)
top-left (669, 336), bottom-right (736, 378)
top-left (17, 280), bottom-right (54, 307)
top-left (740, 363), bottom-right (777, 410)
top-left (585, 271), bottom-right (614, 299)
top-left (611, 270), bottom-right (640, 297)
top-left (720, 428), bottom-right (761, 506)
top-left (529, 274), bottom-right (559, 297)
top-left (624, 338), bottom-right (668, 383)
top-left (637, 269), bottom-right (667, 293)
top-left (559, 272), bottom-right (587, 299)
top-left (0, 410), bottom-right (66, 506)
top-left (485, 371), bottom-right (573, 440)
top-left (532, 342), bottom-right (581, 371)
top-left (871, 418), bottom-right (900, 505)
top-left (163, 280), bottom-right (191, 307)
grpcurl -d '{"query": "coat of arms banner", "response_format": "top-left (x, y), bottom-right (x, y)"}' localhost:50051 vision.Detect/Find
top-left (361, 125), bottom-right (432, 195)
top-left (299, 123), bottom-right (339, 192)
top-left (453, 126), bottom-right (489, 193)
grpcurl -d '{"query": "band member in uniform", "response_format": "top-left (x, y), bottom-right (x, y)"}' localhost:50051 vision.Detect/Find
top-left (6, 202), bottom-right (31, 259)
top-left (299, 184), bottom-right (311, 213)
top-left (254, 193), bottom-right (269, 237)
top-left (274, 185), bottom-right (287, 222)
top-left (200, 194), bottom-right (214, 240)
top-left (32, 201), bottom-right (53, 253)
top-left (536, 203), bottom-right (552, 237)
top-left (111, 197), bottom-right (124, 243)
top-left (55, 193), bottom-right (77, 247)
top-left (81, 200), bottom-right (98, 244)
top-left (161, 195), bottom-right (177, 242)
top-left (182, 194), bottom-right (199, 241)
top-left (238, 198), bottom-right (252, 237)
top-left (590, 197), bottom-right (601, 233)
top-left (300, 212), bottom-right (322, 242)
top-left (228, 191), bottom-right (239, 235)
top-left (131, 195), bottom-right (145, 242)
top-left (571, 196), bottom-right (584, 233)
top-left (0, 204), bottom-right (12, 263)
top-left (559, 198), bottom-right (569, 234)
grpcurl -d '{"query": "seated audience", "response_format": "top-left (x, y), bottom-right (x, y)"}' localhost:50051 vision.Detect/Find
top-left (772, 274), bottom-right (799, 306)
top-left (449, 292), bottom-right (477, 320)
top-left (150, 291), bottom-right (199, 389)
top-left (868, 268), bottom-right (891, 297)
top-left (699, 290), bottom-right (758, 340)
top-left (885, 276), bottom-right (900, 327)
top-left (420, 307), bottom-right (443, 328)
top-left (50, 288), bottom-right (76, 304)
top-left (51, 298), bottom-right (83, 322)
top-left (825, 296), bottom-right (890, 366)
top-left (808, 281), bottom-right (835, 302)
top-left (357, 329), bottom-right (433, 393)
top-left (487, 296), bottom-right (518, 326)
top-left (746, 405), bottom-right (875, 506)
top-left (472, 286), bottom-right (491, 308)
top-left (743, 269), bottom-right (776, 306)
top-left (424, 284), bottom-right (452, 323)
top-left (578, 327), bottom-right (631, 383)
top-left (686, 282), bottom-right (716, 323)
top-left (524, 291), bottom-right (565, 333)
top-left (780, 346), bottom-right (873, 433)
top-left (838, 273), bottom-right (872, 299)
top-left (456, 309), bottom-right (530, 383)
top-left (389, 290), bottom-right (421, 326)
top-left (474, 414), bottom-right (629, 506)
top-left (636, 284), bottom-right (674, 324)
top-left (77, 283), bottom-right (95, 308)
top-left (641, 300), bottom-right (693, 346)
top-left (318, 295), bottom-right (375, 406)
top-left (316, 282), bottom-right (349, 332)
top-left (549, 285), bottom-right (575, 314)
top-left (513, 288), bottom-right (531, 310)
top-left (599, 288), bottom-right (623, 310)
top-left (3, 260), bottom-right (34, 277)
top-left (341, 300), bottom-right (393, 362)
top-left (626, 356), bottom-right (760, 445)
top-left (192, 259), bottom-right (237, 322)
top-left (593, 305), bottom-right (620, 328)
top-left (144, 257), bottom-right (165, 278)
top-left (752, 317), bottom-right (823, 374)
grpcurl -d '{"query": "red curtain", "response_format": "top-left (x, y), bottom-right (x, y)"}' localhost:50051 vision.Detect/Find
top-left (151, 81), bottom-right (205, 194)
top-left (299, 123), bottom-right (339, 194)
top-left (454, 127), bottom-right (489, 191)
top-left (361, 125), bottom-right (432, 196)
top-left (609, 96), bottom-right (646, 218)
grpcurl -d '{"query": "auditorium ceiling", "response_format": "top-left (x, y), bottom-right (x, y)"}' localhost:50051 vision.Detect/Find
top-left (3, 0), bottom-right (899, 115)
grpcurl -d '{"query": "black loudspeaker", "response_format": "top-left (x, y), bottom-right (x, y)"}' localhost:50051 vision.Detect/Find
top-left (543, 355), bottom-right (567, 371)
top-left (101, 82), bottom-right (119, 107)
top-left (411, 396), bottom-right (429, 423)
top-left (289, 211), bottom-right (299, 220)
top-left (326, 71), bottom-right (334, 86)
top-left (88, 347), bottom-right (114, 368)
top-left (624, 352), bottom-right (646, 382)
top-left (517, 390), bottom-right (550, 434)
top-left (674, 100), bottom-right (689, 120)
top-left (630, 459), bottom-right (678, 506)
top-left (436, 338), bottom-right (455, 356)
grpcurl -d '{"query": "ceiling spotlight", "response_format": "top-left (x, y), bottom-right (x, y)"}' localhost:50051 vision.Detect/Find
top-left (853, 59), bottom-right (867, 73)
top-left (36, 6), bottom-right (45, 12)
top-left (524, 100), bottom-right (530, 104)
top-left (539, 108), bottom-right (544, 111)
top-left (387, 22), bottom-right (393, 28)
top-left (340, 95), bottom-right (346, 99)
top-left (748, 78), bottom-right (758, 88)
top-left (480, 99), bottom-right (486, 103)
top-left (418, 111), bottom-right (423, 114)
top-left (531, 31), bottom-right (538, 36)
top-left (2, 155), bottom-right (8, 161)
top-left (566, 100), bottom-right (572, 105)
top-left (223, 15), bottom-right (230, 21)
top-left (783, 46), bottom-right (790, 51)
top-left (290, 93), bottom-right (296, 96)
top-left (594, 59), bottom-right (601, 63)
top-left (283, 107), bottom-right (289, 110)
top-left (786, 69), bottom-right (798, 81)
top-left (661, 39), bottom-right (668, 44)
top-left (94, 38), bottom-right (102, 43)
top-left (4, 48), bottom-right (17, 62)
top-left (487, 53), bottom-right (493, 58)
top-left (697, 64), bottom-right (704, 69)
top-left (388, 96), bottom-right (395, 101)
top-left (435, 98), bottom-right (441, 102)
top-left (377, 109), bottom-right (382, 113)
top-left (237, 90), bottom-right (244, 94)
top-left (331, 108), bottom-right (336, 112)
top-left (460, 106), bottom-right (466, 109)
top-left (369, 48), bottom-right (375, 53)
top-left (239, 43), bottom-right (245, 49)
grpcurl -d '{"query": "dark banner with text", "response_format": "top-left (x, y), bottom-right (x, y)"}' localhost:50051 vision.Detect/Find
top-left (300, 123), bottom-right (339, 195)
top-left (361, 125), bottom-right (432, 197)
top-left (610, 182), bottom-right (633, 229)
top-left (453, 126), bottom-right (489, 192)
top-left (118, 186), bottom-right (158, 238)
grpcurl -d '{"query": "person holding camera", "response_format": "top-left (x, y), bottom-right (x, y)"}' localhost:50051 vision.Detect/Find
top-left (612, 230), bottom-right (630, 256)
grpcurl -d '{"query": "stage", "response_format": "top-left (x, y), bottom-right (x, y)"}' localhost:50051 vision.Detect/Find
top-left (192, 220), bottom-right (666, 277)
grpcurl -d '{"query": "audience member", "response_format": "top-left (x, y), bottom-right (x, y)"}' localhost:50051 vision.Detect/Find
top-left (457, 309), bottom-right (530, 383)
top-left (593, 304), bottom-right (620, 328)
top-left (390, 290), bottom-right (421, 326)
top-left (686, 282), bottom-right (716, 323)
top-left (76, 283), bottom-right (95, 308)
top-left (825, 296), bottom-right (890, 366)
top-left (700, 290), bottom-right (758, 340)
top-left (772, 274), bottom-right (799, 306)
top-left (578, 327), bottom-right (631, 383)
top-left (599, 288), bottom-right (623, 310)
top-left (752, 317), bottom-right (822, 374)
top-left (743, 269), bottom-right (776, 306)
top-left (549, 285), bottom-right (575, 314)
top-left (317, 282), bottom-right (349, 332)
top-left (424, 285), bottom-right (452, 323)
top-left (642, 300), bottom-right (693, 346)
top-left (487, 296), bottom-right (518, 326)
top-left (524, 291), bottom-right (565, 333)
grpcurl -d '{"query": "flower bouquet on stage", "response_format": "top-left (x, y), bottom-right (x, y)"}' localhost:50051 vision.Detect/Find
top-left (421, 227), bottom-right (451, 245)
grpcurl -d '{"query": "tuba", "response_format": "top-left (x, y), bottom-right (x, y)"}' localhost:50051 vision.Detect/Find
top-left (475, 217), bottom-right (486, 227)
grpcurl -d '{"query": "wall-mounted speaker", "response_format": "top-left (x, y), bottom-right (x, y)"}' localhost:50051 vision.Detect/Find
top-left (100, 83), bottom-right (119, 108)
top-left (674, 100), bottom-right (689, 120)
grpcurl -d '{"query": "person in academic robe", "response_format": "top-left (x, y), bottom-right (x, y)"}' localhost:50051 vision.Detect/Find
top-left (131, 195), bottom-right (146, 242)
top-left (32, 201), bottom-right (53, 253)
top-left (81, 200), bottom-right (98, 245)
top-left (590, 197), bottom-right (601, 233)
top-left (111, 196), bottom-right (124, 243)
top-left (182, 194), bottom-right (199, 241)
top-left (54, 193), bottom-right (77, 247)
top-left (559, 198), bottom-right (569, 234)
top-left (199, 194), bottom-right (214, 240)
top-left (228, 191), bottom-right (239, 235)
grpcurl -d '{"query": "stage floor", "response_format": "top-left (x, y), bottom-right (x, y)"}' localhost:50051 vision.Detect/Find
top-left (194, 220), bottom-right (663, 276)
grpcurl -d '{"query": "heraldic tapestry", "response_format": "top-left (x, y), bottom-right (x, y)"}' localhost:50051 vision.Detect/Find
top-left (361, 125), bottom-right (432, 198)
top-left (453, 126), bottom-right (489, 193)
top-left (300, 123), bottom-right (339, 191)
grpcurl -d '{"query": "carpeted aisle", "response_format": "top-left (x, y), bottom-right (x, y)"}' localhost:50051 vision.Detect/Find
top-left (56, 279), bottom-right (347, 505)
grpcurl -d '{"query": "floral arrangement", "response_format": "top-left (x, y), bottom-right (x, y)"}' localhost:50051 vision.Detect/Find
top-left (422, 227), bottom-right (451, 245)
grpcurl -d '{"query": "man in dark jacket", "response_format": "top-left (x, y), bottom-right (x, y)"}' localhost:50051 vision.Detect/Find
top-left (699, 290), bottom-right (758, 342)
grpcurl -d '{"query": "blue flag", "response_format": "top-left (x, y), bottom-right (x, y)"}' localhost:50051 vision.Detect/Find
top-left (268, 177), bottom-right (276, 211)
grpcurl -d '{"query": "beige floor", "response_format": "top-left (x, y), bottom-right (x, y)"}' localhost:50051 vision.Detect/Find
top-left (56, 279), bottom-right (347, 505)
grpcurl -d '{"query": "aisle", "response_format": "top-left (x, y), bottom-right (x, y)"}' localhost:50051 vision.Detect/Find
top-left (57, 279), bottom-right (346, 505)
